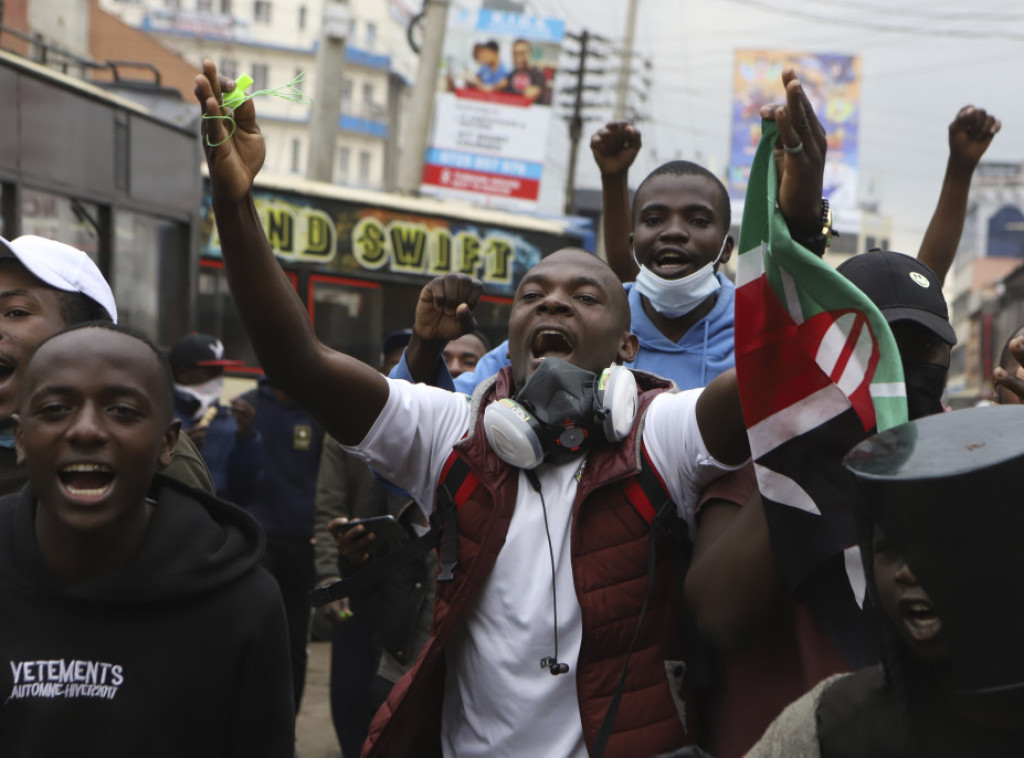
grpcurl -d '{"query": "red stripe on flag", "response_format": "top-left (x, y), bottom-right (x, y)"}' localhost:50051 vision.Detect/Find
top-left (828, 313), bottom-right (862, 384)
top-left (795, 309), bottom-right (880, 432)
top-left (736, 276), bottom-right (832, 426)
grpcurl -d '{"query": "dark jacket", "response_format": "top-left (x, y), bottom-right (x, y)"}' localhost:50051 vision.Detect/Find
top-left (364, 367), bottom-right (690, 758)
top-left (314, 435), bottom-right (433, 675)
top-left (0, 475), bottom-right (295, 757)
top-left (237, 380), bottom-right (324, 540)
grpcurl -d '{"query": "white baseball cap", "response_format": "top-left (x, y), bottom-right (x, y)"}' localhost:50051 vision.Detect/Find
top-left (0, 235), bottom-right (117, 323)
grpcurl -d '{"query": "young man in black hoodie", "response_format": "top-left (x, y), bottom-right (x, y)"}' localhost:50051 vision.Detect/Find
top-left (0, 323), bottom-right (294, 757)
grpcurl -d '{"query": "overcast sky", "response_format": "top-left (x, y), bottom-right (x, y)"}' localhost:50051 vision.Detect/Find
top-left (505, 0), bottom-right (1024, 254)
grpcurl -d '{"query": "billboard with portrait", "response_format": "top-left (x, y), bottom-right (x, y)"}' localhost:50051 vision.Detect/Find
top-left (421, 9), bottom-right (565, 209)
top-left (729, 50), bottom-right (861, 212)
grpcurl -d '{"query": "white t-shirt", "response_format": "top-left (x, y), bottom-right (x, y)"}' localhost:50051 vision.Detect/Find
top-left (345, 379), bottom-right (740, 758)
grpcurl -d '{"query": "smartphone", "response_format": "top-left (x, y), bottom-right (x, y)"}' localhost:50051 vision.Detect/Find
top-left (334, 515), bottom-right (407, 545)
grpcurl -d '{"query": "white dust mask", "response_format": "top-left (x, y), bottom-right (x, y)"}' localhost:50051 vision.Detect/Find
top-left (632, 236), bottom-right (728, 318)
top-left (176, 375), bottom-right (225, 422)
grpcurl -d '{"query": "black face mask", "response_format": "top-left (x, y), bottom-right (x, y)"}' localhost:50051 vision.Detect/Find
top-left (515, 357), bottom-right (599, 463)
top-left (902, 361), bottom-right (948, 420)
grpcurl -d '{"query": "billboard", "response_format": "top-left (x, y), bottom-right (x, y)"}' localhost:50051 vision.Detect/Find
top-left (420, 9), bottom-right (565, 209)
top-left (729, 50), bottom-right (861, 212)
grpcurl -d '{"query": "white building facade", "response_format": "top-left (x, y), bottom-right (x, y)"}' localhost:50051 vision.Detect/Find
top-left (101, 0), bottom-right (407, 189)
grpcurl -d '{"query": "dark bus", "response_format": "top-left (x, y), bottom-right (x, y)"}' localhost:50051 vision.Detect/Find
top-left (0, 49), bottom-right (201, 346)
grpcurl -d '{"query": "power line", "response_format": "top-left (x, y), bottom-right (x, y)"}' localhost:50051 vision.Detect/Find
top-left (719, 0), bottom-right (1024, 41)
top-left (805, 0), bottom-right (1024, 23)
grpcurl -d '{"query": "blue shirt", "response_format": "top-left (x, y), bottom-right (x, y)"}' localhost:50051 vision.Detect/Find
top-left (476, 63), bottom-right (510, 86)
top-left (391, 274), bottom-right (736, 393)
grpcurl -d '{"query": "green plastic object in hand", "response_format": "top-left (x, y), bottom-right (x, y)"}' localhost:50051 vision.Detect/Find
top-left (223, 74), bottom-right (254, 109)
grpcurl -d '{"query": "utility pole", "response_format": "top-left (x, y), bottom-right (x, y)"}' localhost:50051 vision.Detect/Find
top-left (396, 0), bottom-right (449, 194)
top-left (613, 0), bottom-right (639, 121)
top-left (306, 0), bottom-right (350, 182)
top-left (563, 30), bottom-right (588, 217)
top-left (560, 31), bottom-right (607, 216)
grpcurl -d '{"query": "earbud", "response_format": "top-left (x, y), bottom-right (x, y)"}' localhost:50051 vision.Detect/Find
top-left (540, 656), bottom-right (570, 676)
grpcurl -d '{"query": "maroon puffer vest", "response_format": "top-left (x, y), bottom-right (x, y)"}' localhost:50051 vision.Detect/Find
top-left (363, 367), bottom-right (694, 758)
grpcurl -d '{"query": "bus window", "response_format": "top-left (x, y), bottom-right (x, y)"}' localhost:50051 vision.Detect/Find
top-left (114, 212), bottom-right (189, 342)
top-left (20, 188), bottom-right (101, 262)
top-left (196, 260), bottom-right (298, 371)
top-left (309, 274), bottom-right (383, 369)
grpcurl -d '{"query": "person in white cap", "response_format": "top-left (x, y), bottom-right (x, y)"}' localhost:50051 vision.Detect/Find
top-left (0, 235), bottom-right (214, 495)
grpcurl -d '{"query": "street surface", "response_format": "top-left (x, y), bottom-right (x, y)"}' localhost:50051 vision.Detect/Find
top-left (297, 640), bottom-right (343, 758)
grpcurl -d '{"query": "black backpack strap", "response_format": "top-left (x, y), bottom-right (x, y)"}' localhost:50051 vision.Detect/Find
top-left (622, 443), bottom-right (689, 542)
top-left (592, 444), bottom-right (707, 758)
top-left (432, 452), bottom-right (478, 582)
top-left (634, 444), bottom-right (711, 690)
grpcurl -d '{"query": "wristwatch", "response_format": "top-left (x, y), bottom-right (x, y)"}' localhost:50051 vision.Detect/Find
top-left (796, 198), bottom-right (835, 256)
top-left (794, 199), bottom-right (835, 256)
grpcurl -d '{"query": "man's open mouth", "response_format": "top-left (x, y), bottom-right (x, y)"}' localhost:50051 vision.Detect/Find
top-left (902, 599), bottom-right (942, 642)
top-left (651, 248), bottom-right (695, 277)
top-left (530, 329), bottom-right (573, 359)
top-left (59, 463), bottom-right (115, 502)
top-left (654, 247), bottom-right (690, 265)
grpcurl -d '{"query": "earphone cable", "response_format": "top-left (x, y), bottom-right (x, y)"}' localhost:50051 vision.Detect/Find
top-left (526, 469), bottom-right (561, 664)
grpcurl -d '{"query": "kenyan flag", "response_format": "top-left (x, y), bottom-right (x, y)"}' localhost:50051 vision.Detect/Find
top-left (735, 120), bottom-right (908, 667)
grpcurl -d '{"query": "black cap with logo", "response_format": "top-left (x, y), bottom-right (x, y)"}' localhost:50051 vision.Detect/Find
top-left (837, 251), bottom-right (956, 346)
top-left (168, 333), bottom-right (244, 371)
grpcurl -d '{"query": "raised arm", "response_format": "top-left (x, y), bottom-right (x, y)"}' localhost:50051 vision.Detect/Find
top-left (398, 273), bottom-right (482, 384)
top-left (696, 368), bottom-right (750, 466)
top-left (918, 106), bottom-right (1001, 284)
top-left (195, 60), bottom-right (387, 446)
top-left (590, 122), bottom-right (642, 282)
top-left (994, 334), bottom-right (1024, 403)
top-left (759, 69), bottom-right (829, 249)
top-left (693, 71), bottom-right (829, 468)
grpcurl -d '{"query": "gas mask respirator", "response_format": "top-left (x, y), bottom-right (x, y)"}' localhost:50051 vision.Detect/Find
top-left (482, 358), bottom-right (638, 469)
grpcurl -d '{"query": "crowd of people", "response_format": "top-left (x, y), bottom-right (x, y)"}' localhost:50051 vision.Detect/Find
top-left (0, 55), bottom-right (1021, 758)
